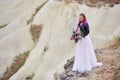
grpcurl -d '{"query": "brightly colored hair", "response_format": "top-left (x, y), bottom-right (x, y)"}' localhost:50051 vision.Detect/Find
top-left (78, 13), bottom-right (87, 26)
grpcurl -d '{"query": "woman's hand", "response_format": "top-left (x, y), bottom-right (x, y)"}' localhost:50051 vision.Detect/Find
top-left (78, 35), bottom-right (82, 39)
top-left (76, 35), bottom-right (82, 39)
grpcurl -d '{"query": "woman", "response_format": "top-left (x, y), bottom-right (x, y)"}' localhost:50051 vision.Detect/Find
top-left (72, 13), bottom-right (102, 75)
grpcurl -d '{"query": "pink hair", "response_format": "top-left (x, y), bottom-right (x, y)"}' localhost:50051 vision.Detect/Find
top-left (75, 14), bottom-right (88, 32)
top-left (78, 13), bottom-right (87, 26)
top-left (78, 18), bottom-right (87, 26)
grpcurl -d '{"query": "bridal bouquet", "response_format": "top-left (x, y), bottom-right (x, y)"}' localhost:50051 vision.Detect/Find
top-left (70, 30), bottom-right (81, 43)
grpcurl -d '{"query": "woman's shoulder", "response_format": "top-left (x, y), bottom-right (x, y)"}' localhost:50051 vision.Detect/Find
top-left (83, 22), bottom-right (89, 27)
top-left (78, 21), bottom-right (89, 28)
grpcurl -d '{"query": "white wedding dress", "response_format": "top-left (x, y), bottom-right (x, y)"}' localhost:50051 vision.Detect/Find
top-left (72, 25), bottom-right (102, 73)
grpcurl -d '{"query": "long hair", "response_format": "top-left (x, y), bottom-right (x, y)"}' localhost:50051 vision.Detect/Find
top-left (78, 13), bottom-right (87, 26)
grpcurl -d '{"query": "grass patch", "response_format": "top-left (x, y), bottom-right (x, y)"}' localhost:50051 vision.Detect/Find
top-left (0, 51), bottom-right (30, 80)
top-left (0, 24), bottom-right (7, 29)
top-left (44, 46), bottom-right (49, 52)
top-left (25, 73), bottom-right (34, 80)
top-left (116, 37), bottom-right (120, 46)
top-left (30, 24), bottom-right (43, 43)
top-left (27, 1), bottom-right (48, 24)
top-left (104, 37), bottom-right (120, 49)
top-left (114, 66), bottom-right (120, 80)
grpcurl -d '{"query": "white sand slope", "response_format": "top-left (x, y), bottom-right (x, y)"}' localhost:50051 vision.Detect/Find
top-left (0, 0), bottom-right (120, 80)
top-left (0, 26), bottom-right (34, 77)
top-left (0, 0), bottom-right (47, 39)
top-left (0, 0), bottom-right (47, 78)
top-left (0, 0), bottom-right (36, 25)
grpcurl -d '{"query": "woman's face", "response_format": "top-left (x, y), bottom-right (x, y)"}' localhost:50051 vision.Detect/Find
top-left (79, 15), bottom-right (84, 22)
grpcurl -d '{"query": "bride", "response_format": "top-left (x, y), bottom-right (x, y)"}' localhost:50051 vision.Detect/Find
top-left (71, 13), bottom-right (102, 74)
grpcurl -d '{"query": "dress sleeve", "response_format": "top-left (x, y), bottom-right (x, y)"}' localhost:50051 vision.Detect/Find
top-left (81, 23), bottom-right (90, 37)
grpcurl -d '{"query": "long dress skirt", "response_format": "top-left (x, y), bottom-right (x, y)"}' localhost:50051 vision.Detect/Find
top-left (72, 35), bottom-right (102, 73)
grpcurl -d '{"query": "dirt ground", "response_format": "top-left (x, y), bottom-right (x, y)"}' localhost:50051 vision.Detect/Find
top-left (58, 48), bottom-right (120, 80)
top-left (83, 49), bottom-right (120, 80)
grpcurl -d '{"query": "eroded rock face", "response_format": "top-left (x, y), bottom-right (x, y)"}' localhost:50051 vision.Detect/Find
top-left (68, 0), bottom-right (120, 7)
top-left (64, 57), bottom-right (74, 72)
top-left (58, 56), bottom-right (91, 80)
top-left (60, 57), bottom-right (76, 80)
